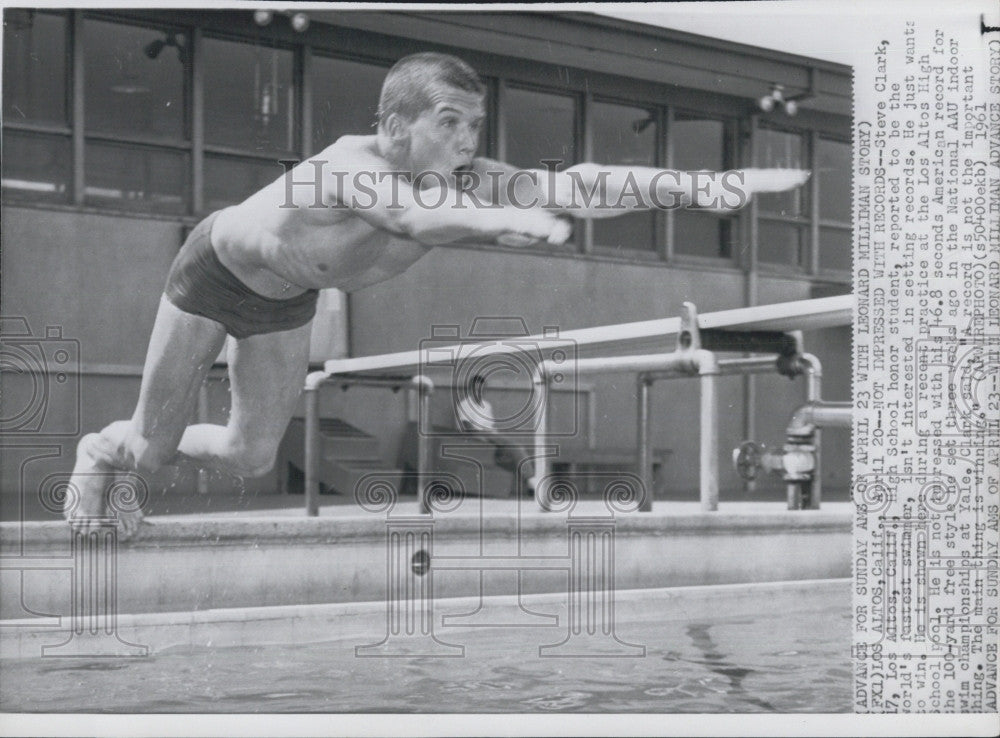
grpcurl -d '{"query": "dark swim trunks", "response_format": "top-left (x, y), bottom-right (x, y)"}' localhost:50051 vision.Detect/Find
top-left (164, 211), bottom-right (319, 339)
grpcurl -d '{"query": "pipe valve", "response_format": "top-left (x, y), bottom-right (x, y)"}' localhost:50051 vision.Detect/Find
top-left (732, 440), bottom-right (816, 482)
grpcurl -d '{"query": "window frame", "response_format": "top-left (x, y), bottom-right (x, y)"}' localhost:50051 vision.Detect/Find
top-left (666, 106), bottom-right (742, 269)
top-left (587, 92), bottom-right (664, 260)
top-left (754, 119), bottom-right (811, 275)
top-left (0, 9), bottom-right (852, 287)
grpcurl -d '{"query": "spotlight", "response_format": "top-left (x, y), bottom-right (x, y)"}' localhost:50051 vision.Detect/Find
top-left (144, 38), bottom-right (166, 59)
top-left (290, 12), bottom-right (310, 33)
top-left (758, 84), bottom-right (801, 116)
top-left (253, 10), bottom-right (273, 26)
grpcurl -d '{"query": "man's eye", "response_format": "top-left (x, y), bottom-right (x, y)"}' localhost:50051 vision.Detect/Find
top-left (442, 119), bottom-right (457, 128)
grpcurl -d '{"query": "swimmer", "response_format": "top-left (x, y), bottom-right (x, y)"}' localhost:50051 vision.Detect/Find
top-left (67, 52), bottom-right (809, 537)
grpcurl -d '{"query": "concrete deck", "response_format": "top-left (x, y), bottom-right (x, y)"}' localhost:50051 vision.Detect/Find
top-left (1, 501), bottom-right (852, 622)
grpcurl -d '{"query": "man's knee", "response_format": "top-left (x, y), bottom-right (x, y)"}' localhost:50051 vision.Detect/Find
top-left (226, 442), bottom-right (278, 478)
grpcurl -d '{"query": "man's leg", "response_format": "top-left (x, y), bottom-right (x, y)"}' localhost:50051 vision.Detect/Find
top-left (174, 320), bottom-right (311, 480)
top-left (67, 296), bottom-right (227, 535)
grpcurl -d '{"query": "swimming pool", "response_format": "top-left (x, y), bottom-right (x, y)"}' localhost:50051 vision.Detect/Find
top-left (0, 580), bottom-right (850, 713)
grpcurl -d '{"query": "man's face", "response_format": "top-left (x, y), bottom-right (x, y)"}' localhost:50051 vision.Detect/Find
top-left (403, 83), bottom-right (485, 179)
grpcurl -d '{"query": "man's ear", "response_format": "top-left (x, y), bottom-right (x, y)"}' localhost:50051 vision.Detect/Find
top-left (383, 112), bottom-right (410, 144)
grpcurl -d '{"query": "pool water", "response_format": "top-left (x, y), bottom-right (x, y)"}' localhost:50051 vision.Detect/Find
top-left (1, 603), bottom-right (851, 712)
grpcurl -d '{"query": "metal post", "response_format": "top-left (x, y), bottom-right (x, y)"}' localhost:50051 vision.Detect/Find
top-left (636, 374), bottom-right (653, 512)
top-left (802, 353), bottom-right (823, 509)
top-left (533, 368), bottom-right (551, 511)
top-left (699, 354), bottom-right (720, 511)
top-left (413, 375), bottom-right (434, 515)
top-left (303, 371), bottom-right (328, 517)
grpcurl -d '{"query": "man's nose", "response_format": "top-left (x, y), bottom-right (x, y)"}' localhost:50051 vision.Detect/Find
top-left (459, 126), bottom-right (478, 154)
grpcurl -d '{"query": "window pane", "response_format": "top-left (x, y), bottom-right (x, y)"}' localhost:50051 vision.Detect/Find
top-left (84, 142), bottom-right (188, 213)
top-left (759, 219), bottom-right (806, 266)
top-left (819, 138), bottom-right (851, 221)
top-left (1, 130), bottom-right (71, 201)
top-left (84, 20), bottom-right (186, 139)
top-left (674, 211), bottom-right (731, 259)
top-left (503, 87), bottom-right (575, 170)
top-left (2, 11), bottom-right (67, 125)
top-left (204, 155), bottom-right (284, 211)
top-left (672, 114), bottom-right (730, 259)
top-left (672, 113), bottom-right (725, 171)
top-left (756, 126), bottom-right (807, 216)
top-left (819, 226), bottom-right (852, 272)
top-left (310, 56), bottom-right (385, 154)
top-left (592, 100), bottom-right (657, 250)
top-left (204, 38), bottom-right (294, 152)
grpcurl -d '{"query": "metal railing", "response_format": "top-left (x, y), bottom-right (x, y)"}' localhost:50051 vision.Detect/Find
top-left (301, 295), bottom-right (853, 515)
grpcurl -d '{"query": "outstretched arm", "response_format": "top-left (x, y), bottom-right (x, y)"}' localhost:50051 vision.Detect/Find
top-left (321, 139), bottom-right (571, 247)
top-left (466, 158), bottom-right (809, 219)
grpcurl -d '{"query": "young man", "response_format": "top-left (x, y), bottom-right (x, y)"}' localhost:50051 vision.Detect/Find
top-left (67, 52), bottom-right (808, 536)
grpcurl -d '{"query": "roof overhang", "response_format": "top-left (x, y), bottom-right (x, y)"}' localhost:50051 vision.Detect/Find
top-left (308, 10), bottom-right (852, 117)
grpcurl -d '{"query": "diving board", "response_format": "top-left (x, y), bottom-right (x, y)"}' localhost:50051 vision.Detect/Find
top-left (322, 294), bottom-right (853, 376)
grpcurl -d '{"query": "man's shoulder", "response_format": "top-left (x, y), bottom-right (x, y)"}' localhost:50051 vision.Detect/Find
top-left (310, 135), bottom-right (382, 166)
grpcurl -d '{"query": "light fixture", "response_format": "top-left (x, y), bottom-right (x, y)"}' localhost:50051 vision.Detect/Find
top-left (143, 32), bottom-right (187, 64)
top-left (757, 69), bottom-right (817, 117)
top-left (250, 10), bottom-right (310, 32)
top-left (759, 85), bottom-right (798, 116)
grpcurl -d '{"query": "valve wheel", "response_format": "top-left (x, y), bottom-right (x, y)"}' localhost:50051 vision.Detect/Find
top-left (733, 441), bottom-right (763, 482)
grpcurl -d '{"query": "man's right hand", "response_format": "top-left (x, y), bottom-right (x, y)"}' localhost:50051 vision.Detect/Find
top-left (496, 209), bottom-right (572, 247)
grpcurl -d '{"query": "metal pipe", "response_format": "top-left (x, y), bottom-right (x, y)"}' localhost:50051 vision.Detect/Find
top-left (412, 375), bottom-right (434, 514)
top-left (799, 353), bottom-right (823, 508)
top-left (637, 354), bottom-right (782, 382)
top-left (698, 352), bottom-right (720, 511)
top-left (303, 370), bottom-right (329, 517)
top-left (197, 382), bottom-right (210, 496)
top-left (532, 366), bottom-right (552, 511)
top-left (637, 374), bottom-right (653, 512)
top-left (787, 401), bottom-right (852, 434)
top-left (541, 351), bottom-right (700, 378)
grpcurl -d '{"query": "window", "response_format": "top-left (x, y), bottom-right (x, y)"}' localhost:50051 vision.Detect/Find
top-left (84, 142), bottom-right (188, 214)
top-left (81, 19), bottom-right (188, 212)
top-left (503, 86), bottom-right (576, 170)
top-left (83, 19), bottom-right (186, 140)
top-left (2, 11), bottom-right (71, 202)
top-left (756, 125), bottom-right (809, 267)
top-left (591, 100), bottom-right (657, 252)
top-left (201, 37), bottom-right (295, 211)
top-left (3, 10), bottom-right (68, 125)
top-left (203, 154), bottom-right (284, 212)
top-left (1, 130), bottom-right (71, 201)
top-left (818, 137), bottom-right (852, 272)
top-left (203, 37), bottom-right (294, 153)
top-left (672, 112), bottom-right (733, 259)
top-left (310, 56), bottom-right (386, 154)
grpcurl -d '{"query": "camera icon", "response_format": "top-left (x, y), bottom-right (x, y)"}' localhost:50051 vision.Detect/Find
top-left (418, 317), bottom-right (578, 437)
top-left (0, 317), bottom-right (81, 436)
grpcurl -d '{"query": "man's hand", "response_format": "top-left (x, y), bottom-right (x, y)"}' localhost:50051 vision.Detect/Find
top-left (737, 168), bottom-right (811, 194)
top-left (496, 210), bottom-right (572, 247)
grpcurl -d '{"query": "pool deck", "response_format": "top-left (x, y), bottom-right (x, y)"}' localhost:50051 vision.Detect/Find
top-left (1, 500), bottom-right (852, 657)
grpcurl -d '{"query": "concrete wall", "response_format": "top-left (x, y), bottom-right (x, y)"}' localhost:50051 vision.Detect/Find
top-left (1, 205), bottom-right (851, 518)
top-left (1, 506), bottom-right (851, 618)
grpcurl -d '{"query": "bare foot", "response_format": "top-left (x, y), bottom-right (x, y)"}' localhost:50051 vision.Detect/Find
top-left (115, 506), bottom-right (146, 541)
